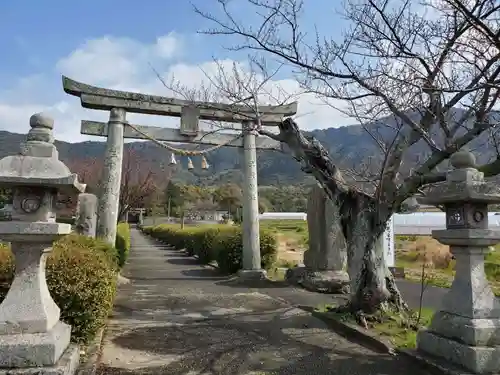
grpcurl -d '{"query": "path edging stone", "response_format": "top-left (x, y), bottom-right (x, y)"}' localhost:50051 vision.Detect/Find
top-left (312, 311), bottom-right (470, 375)
top-left (397, 348), bottom-right (476, 375)
top-left (76, 327), bottom-right (105, 375)
top-left (309, 310), bottom-right (395, 354)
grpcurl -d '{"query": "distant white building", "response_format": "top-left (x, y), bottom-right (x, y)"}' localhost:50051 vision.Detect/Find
top-left (259, 212), bottom-right (307, 221)
top-left (394, 212), bottom-right (500, 235)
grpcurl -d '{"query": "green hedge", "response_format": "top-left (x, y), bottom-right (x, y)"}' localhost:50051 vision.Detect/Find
top-left (116, 223), bottom-right (131, 268)
top-left (0, 234), bottom-right (117, 344)
top-left (142, 224), bottom-right (278, 274)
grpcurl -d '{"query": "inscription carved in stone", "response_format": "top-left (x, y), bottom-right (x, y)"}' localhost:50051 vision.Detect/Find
top-left (286, 185), bottom-right (349, 294)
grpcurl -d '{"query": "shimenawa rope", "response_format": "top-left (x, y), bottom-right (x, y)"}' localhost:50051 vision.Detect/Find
top-left (125, 122), bottom-right (242, 156)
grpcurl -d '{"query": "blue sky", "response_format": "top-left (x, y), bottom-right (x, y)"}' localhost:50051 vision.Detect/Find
top-left (0, 0), bottom-right (350, 142)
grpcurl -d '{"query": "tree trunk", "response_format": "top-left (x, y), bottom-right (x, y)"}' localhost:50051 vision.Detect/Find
top-left (259, 118), bottom-right (408, 315)
top-left (338, 197), bottom-right (407, 314)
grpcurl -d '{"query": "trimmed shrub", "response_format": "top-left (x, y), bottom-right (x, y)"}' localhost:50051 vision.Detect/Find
top-left (142, 224), bottom-right (278, 274)
top-left (194, 228), bottom-right (221, 264)
top-left (213, 227), bottom-right (278, 274)
top-left (61, 234), bottom-right (119, 269)
top-left (116, 223), bottom-right (131, 268)
top-left (485, 261), bottom-right (500, 281)
top-left (0, 234), bottom-right (117, 344)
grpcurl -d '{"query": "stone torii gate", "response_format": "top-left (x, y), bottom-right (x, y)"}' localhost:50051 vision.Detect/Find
top-left (62, 76), bottom-right (297, 278)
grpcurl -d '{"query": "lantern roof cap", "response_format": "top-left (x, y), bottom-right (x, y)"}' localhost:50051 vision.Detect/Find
top-left (419, 151), bottom-right (500, 205)
top-left (0, 113), bottom-right (85, 194)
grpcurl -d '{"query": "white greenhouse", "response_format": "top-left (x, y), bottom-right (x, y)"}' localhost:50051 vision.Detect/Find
top-left (259, 212), bottom-right (307, 221)
top-left (393, 212), bottom-right (500, 235)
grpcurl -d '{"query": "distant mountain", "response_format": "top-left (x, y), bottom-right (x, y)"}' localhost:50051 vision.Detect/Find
top-left (0, 108), bottom-right (496, 186)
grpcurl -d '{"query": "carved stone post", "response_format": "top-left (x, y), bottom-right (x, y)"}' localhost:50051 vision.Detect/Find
top-left (75, 193), bottom-right (97, 237)
top-left (96, 108), bottom-right (126, 244)
top-left (287, 184), bottom-right (350, 293)
top-left (416, 151), bottom-right (500, 374)
top-left (238, 121), bottom-right (266, 280)
top-left (0, 113), bottom-right (84, 374)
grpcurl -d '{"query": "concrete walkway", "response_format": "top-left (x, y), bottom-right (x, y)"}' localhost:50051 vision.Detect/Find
top-left (97, 228), bottom-right (433, 375)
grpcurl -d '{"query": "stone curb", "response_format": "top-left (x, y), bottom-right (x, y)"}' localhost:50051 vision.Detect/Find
top-left (396, 349), bottom-right (473, 375)
top-left (310, 310), bottom-right (468, 375)
top-left (76, 327), bottom-right (105, 375)
top-left (308, 310), bottom-right (395, 354)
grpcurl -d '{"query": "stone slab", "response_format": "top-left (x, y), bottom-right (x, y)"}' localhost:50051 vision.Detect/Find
top-left (417, 328), bottom-right (500, 374)
top-left (286, 267), bottom-right (350, 294)
top-left (301, 270), bottom-right (350, 294)
top-left (0, 221), bottom-right (71, 237)
top-left (305, 185), bottom-right (348, 272)
top-left (0, 321), bottom-right (71, 368)
top-left (75, 193), bottom-right (97, 238)
top-left (237, 269), bottom-right (268, 280)
top-left (0, 344), bottom-right (79, 375)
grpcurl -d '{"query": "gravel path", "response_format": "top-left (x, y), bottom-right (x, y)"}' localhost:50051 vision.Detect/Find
top-left (97, 228), bottom-right (434, 375)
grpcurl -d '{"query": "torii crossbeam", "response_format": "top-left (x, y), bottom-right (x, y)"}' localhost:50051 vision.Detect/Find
top-left (62, 76), bottom-right (298, 278)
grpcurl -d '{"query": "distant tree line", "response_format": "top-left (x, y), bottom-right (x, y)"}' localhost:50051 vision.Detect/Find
top-left (162, 182), bottom-right (312, 222)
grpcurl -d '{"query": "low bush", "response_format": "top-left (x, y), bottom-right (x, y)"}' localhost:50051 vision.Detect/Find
top-left (62, 234), bottom-right (119, 268)
top-left (142, 224), bottom-right (278, 274)
top-left (115, 223), bottom-right (131, 268)
top-left (213, 228), bottom-right (278, 274)
top-left (0, 234), bottom-right (117, 344)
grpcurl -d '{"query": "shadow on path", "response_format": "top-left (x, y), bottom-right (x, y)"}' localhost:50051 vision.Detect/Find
top-left (180, 268), bottom-right (228, 279)
top-left (99, 228), bottom-right (435, 375)
top-left (99, 307), bottom-right (425, 375)
top-left (216, 277), bottom-right (292, 289)
top-left (167, 257), bottom-right (202, 266)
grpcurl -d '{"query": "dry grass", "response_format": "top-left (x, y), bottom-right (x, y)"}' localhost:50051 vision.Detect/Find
top-left (264, 220), bottom-right (500, 294)
top-left (396, 235), bottom-right (500, 294)
top-left (275, 232), bottom-right (305, 267)
top-left (397, 236), bottom-right (453, 269)
top-left (260, 220), bottom-right (307, 268)
top-left (396, 236), bottom-right (455, 288)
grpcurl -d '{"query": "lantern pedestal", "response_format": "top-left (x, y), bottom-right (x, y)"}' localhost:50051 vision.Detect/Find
top-left (0, 225), bottom-right (76, 370)
top-left (417, 243), bottom-right (500, 374)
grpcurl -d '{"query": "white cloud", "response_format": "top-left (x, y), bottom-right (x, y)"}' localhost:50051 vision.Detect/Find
top-left (155, 34), bottom-right (181, 59)
top-left (0, 33), bottom-right (352, 144)
top-left (57, 37), bottom-right (140, 84)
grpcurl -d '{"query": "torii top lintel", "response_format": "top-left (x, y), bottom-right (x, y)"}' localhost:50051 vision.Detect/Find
top-left (62, 76), bottom-right (298, 125)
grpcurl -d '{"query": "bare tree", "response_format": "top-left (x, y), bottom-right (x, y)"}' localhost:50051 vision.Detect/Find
top-left (67, 151), bottom-right (170, 221)
top-left (118, 149), bottom-right (162, 221)
top-left (181, 0), bottom-right (500, 318)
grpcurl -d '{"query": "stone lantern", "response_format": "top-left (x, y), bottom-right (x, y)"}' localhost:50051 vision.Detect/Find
top-left (417, 151), bottom-right (500, 374)
top-left (0, 114), bottom-right (85, 374)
